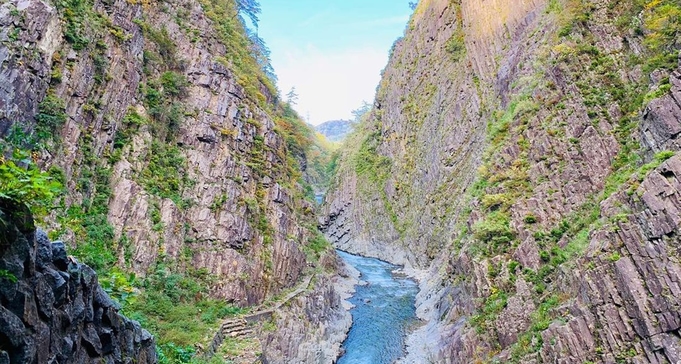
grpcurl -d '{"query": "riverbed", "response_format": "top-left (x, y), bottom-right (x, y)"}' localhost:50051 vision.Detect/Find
top-left (336, 250), bottom-right (419, 364)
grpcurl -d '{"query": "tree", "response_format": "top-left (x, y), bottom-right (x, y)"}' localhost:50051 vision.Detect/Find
top-left (409, 1), bottom-right (418, 10)
top-left (236, 0), bottom-right (261, 27)
top-left (286, 87), bottom-right (299, 106)
top-left (351, 101), bottom-right (372, 122)
top-left (247, 28), bottom-right (277, 83)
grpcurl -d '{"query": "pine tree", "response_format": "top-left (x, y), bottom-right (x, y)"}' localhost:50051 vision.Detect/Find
top-left (236, 0), bottom-right (261, 27)
top-left (286, 87), bottom-right (299, 106)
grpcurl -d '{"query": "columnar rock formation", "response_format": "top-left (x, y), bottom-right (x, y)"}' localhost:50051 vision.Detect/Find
top-left (0, 0), bottom-right (317, 306)
top-left (0, 0), bottom-right (348, 360)
top-left (0, 199), bottom-right (157, 363)
top-left (323, 0), bottom-right (681, 362)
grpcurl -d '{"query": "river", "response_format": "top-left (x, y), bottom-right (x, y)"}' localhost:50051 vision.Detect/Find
top-left (336, 250), bottom-right (419, 364)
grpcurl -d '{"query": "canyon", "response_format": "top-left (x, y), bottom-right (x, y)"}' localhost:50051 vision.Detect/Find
top-left (323, 0), bottom-right (681, 363)
top-left (2, 0), bottom-right (681, 363)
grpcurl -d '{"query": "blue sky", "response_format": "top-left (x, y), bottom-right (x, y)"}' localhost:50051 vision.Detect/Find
top-left (257, 0), bottom-right (412, 125)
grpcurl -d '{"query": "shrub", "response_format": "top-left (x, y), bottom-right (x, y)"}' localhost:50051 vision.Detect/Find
top-left (53, 0), bottom-right (91, 50)
top-left (160, 71), bottom-right (189, 98)
top-left (0, 149), bottom-right (63, 219)
top-left (654, 150), bottom-right (675, 163)
top-left (472, 211), bottom-right (516, 254)
top-left (445, 30), bottom-right (466, 62)
top-left (35, 94), bottom-right (67, 140)
top-left (305, 232), bottom-right (331, 260)
top-left (141, 141), bottom-right (186, 203)
top-left (524, 214), bottom-right (538, 224)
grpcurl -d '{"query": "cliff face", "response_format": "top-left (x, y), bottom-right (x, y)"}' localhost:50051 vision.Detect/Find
top-left (0, 0), bottom-right (349, 360)
top-left (261, 252), bottom-right (355, 364)
top-left (0, 199), bottom-right (156, 363)
top-left (324, 0), bottom-right (681, 362)
top-left (0, 0), bottom-right (317, 306)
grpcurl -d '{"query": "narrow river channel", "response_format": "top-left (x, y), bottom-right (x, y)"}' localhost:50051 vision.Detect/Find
top-left (336, 250), bottom-right (419, 364)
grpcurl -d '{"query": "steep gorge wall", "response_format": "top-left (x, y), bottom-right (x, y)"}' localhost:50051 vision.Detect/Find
top-left (324, 0), bottom-right (681, 362)
top-left (322, 0), bottom-right (550, 266)
top-left (0, 0), bottom-right (349, 360)
top-left (1, 0), bottom-right (313, 306)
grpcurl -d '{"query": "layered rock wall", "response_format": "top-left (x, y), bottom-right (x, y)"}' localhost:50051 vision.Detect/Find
top-left (0, 0), bottom-right (314, 306)
top-left (0, 0), bottom-right (351, 361)
top-left (324, 0), bottom-right (681, 362)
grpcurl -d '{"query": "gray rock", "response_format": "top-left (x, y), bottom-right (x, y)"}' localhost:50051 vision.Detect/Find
top-left (0, 201), bottom-right (156, 363)
top-left (35, 229), bottom-right (52, 270)
top-left (51, 241), bottom-right (68, 271)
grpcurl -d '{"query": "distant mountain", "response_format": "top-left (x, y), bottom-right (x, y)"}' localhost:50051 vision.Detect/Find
top-left (315, 119), bottom-right (356, 142)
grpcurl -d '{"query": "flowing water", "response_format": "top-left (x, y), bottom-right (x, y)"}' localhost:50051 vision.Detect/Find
top-left (336, 250), bottom-right (419, 364)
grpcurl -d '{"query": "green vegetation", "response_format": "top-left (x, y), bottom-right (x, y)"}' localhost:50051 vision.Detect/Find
top-left (198, 0), bottom-right (277, 104)
top-left (125, 264), bottom-right (246, 349)
top-left (141, 141), bottom-right (187, 204)
top-left (53, 0), bottom-right (93, 50)
top-left (0, 269), bottom-right (18, 283)
top-left (464, 1), bottom-right (681, 359)
top-left (304, 232), bottom-right (332, 261)
top-left (143, 79), bottom-right (186, 138)
top-left (0, 149), bottom-right (63, 219)
top-left (472, 211), bottom-right (516, 255)
top-left (67, 164), bottom-right (117, 271)
top-left (509, 295), bottom-right (562, 360)
top-left (113, 109), bottom-right (146, 150)
top-left (445, 29), bottom-right (466, 62)
top-left (353, 126), bottom-right (392, 184)
top-left (1, 1), bottom-right (335, 363)
top-left (141, 24), bottom-right (179, 68)
top-left (470, 287), bottom-right (508, 334)
top-left (638, 0), bottom-right (681, 73)
top-left (34, 94), bottom-right (68, 144)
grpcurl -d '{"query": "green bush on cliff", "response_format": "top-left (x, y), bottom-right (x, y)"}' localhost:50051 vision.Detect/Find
top-left (304, 232), bottom-right (331, 261)
top-left (0, 150), bottom-right (63, 219)
top-left (35, 94), bottom-right (68, 143)
top-left (641, 150), bottom-right (675, 174)
top-left (141, 141), bottom-right (187, 203)
top-left (54, 0), bottom-right (92, 50)
top-left (640, 0), bottom-right (681, 72)
top-left (160, 71), bottom-right (189, 98)
top-left (353, 128), bottom-right (392, 184)
top-left (445, 30), bottom-right (466, 62)
top-left (472, 211), bottom-right (516, 255)
top-left (123, 264), bottom-right (246, 356)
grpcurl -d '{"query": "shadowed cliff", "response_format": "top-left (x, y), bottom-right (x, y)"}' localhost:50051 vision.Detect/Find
top-left (0, 198), bottom-right (156, 363)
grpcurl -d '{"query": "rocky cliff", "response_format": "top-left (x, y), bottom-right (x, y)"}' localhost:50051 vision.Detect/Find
top-left (323, 0), bottom-right (681, 362)
top-left (0, 0), bottom-right (347, 360)
top-left (0, 198), bottom-right (156, 363)
top-left (0, 0), bottom-right (314, 305)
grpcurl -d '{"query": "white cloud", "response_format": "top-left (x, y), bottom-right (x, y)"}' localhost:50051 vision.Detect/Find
top-left (273, 45), bottom-right (389, 125)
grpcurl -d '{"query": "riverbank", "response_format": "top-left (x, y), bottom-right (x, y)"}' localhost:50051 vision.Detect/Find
top-left (259, 252), bottom-right (359, 363)
top-left (336, 250), bottom-right (420, 364)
